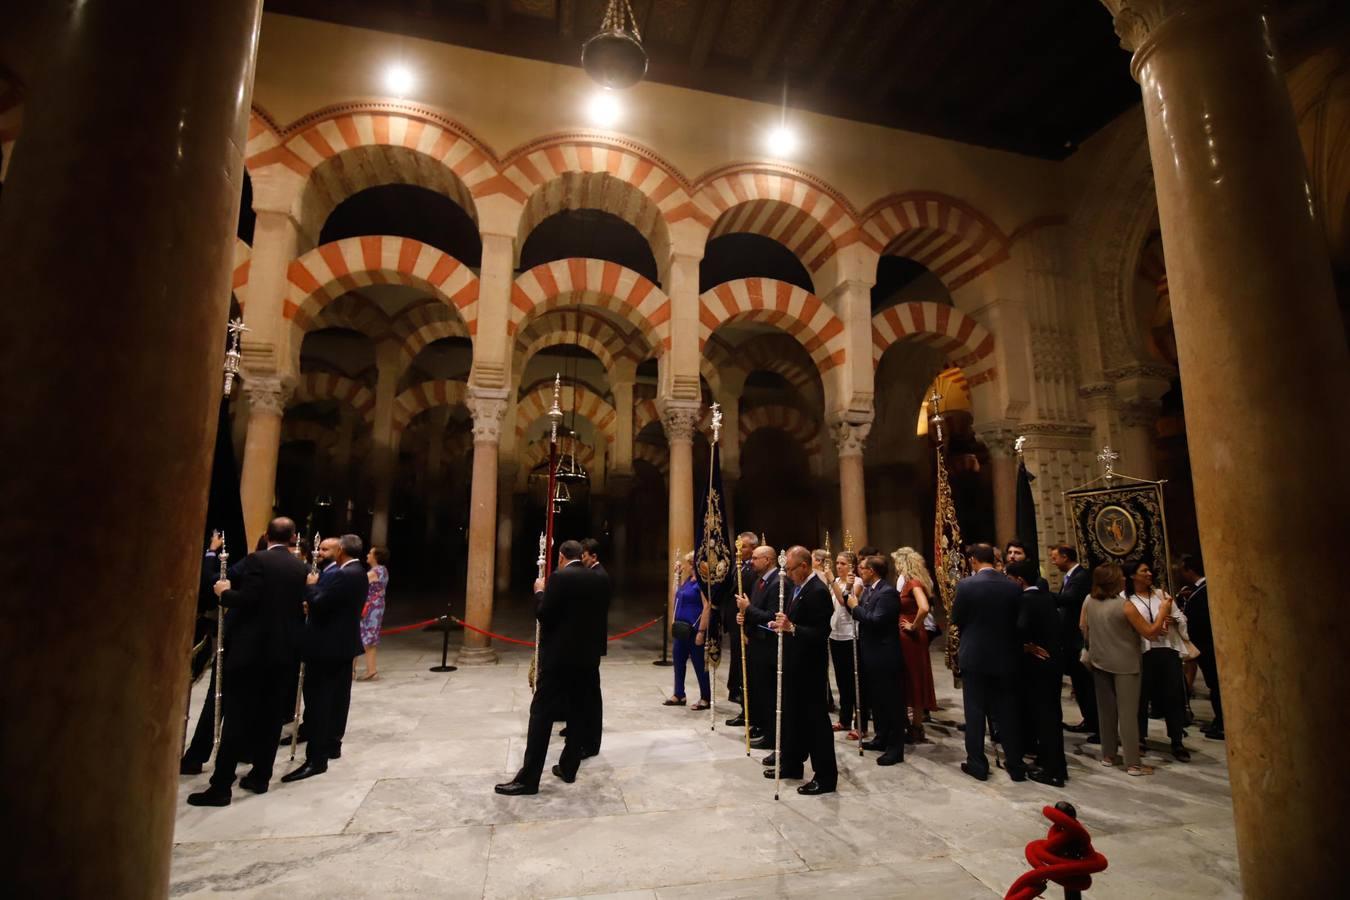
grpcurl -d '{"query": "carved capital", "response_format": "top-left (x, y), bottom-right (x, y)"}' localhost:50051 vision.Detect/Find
top-left (974, 424), bottom-right (1020, 458)
top-left (1078, 381), bottom-right (1118, 410)
top-left (1118, 400), bottom-right (1161, 429)
top-left (466, 391), bottom-right (510, 444)
top-left (243, 375), bottom-right (293, 416)
top-left (1100, 0), bottom-right (1229, 56)
top-left (659, 401), bottom-right (701, 444)
top-left (831, 421), bottom-right (871, 458)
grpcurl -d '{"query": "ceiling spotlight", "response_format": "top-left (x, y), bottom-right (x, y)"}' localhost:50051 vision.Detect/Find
top-left (384, 64), bottom-right (415, 97)
top-left (587, 90), bottom-right (623, 128)
top-left (765, 124), bottom-right (800, 158)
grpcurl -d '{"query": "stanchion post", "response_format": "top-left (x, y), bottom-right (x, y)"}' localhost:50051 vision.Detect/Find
top-left (652, 603), bottom-right (672, 666)
top-left (429, 614), bottom-right (458, 673)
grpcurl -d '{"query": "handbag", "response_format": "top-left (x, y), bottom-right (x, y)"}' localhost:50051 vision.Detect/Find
top-left (671, 620), bottom-right (694, 641)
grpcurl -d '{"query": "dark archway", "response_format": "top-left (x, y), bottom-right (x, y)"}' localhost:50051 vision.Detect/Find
top-left (519, 208), bottom-right (659, 284)
top-left (321, 184), bottom-right (482, 266)
top-left (737, 428), bottom-right (818, 550)
top-left (700, 232), bottom-right (814, 294)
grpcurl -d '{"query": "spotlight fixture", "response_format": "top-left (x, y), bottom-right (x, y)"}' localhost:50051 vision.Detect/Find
top-left (765, 124), bottom-right (800, 158)
top-left (384, 63), bottom-right (416, 97)
top-left (582, 0), bottom-right (648, 90)
top-left (586, 89), bottom-right (623, 128)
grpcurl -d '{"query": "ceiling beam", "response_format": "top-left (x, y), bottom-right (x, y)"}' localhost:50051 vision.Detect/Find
top-left (689, 0), bottom-right (728, 72)
top-left (810, 0), bottom-right (880, 94)
top-left (865, 0), bottom-right (952, 105)
top-left (751, 0), bottom-right (808, 82)
top-left (486, 0), bottom-right (506, 31)
top-left (558, 0), bottom-right (577, 38)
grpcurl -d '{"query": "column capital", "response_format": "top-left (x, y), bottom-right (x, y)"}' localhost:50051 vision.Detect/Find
top-left (659, 400), bottom-right (701, 444)
top-left (1077, 381), bottom-right (1118, 410)
top-left (466, 389), bottom-right (510, 444)
top-left (1118, 399), bottom-right (1161, 429)
top-left (242, 374), bottom-right (293, 416)
top-left (974, 423), bottom-right (1021, 458)
top-left (831, 420), bottom-right (871, 458)
top-left (1100, 0), bottom-right (1229, 55)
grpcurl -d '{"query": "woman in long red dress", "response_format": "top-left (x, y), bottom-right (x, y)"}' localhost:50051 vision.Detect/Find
top-left (891, 546), bottom-right (939, 743)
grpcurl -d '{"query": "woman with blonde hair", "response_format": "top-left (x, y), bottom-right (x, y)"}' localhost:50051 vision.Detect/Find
top-left (891, 546), bottom-right (938, 742)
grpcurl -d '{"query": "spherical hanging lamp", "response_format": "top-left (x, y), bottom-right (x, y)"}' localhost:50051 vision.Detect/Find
top-left (582, 0), bottom-right (648, 90)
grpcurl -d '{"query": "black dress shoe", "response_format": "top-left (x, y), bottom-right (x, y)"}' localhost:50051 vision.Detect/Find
top-left (186, 785), bottom-right (231, 807)
top-left (179, 759), bottom-right (204, 776)
top-left (280, 761), bottom-right (328, 783)
top-left (551, 765), bottom-right (576, 784)
top-left (877, 752), bottom-right (904, 766)
top-left (1172, 744), bottom-right (1192, 762)
top-left (861, 739), bottom-right (886, 752)
top-left (960, 762), bottom-right (988, 782)
top-left (1084, 733), bottom-right (1101, 744)
top-left (749, 735), bottom-right (771, 749)
top-left (238, 775), bottom-right (269, 795)
top-left (559, 727), bottom-right (568, 737)
top-left (1064, 721), bottom-right (1094, 734)
top-left (726, 715), bottom-right (746, 727)
top-left (494, 780), bottom-right (539, 795)
top-left (765, 767), bottom-right (804, 780)
top-left (1202, 727), bottom-right (1225, 741)
top-left (1007, 769), bottom-right (1027, 783)
top-left (761, 752), bottom-right (776, 767)
top-left (581, 749), bottom-right (598, 760)
top-left (797, 780), bottom-right (835, 795)
top-left (1028, 769), bottom-right (1066, 788)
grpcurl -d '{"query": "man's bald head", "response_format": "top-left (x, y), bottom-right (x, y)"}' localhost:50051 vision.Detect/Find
top-left (751, 544), bottom-right (776, 575)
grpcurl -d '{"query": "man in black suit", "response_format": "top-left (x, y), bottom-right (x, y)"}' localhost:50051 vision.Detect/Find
top-left (181, 532), bottom-right (230, 775)
top-left (952, 543), bottom-right (1026, 782)
top-left (281, 534), bottom-right (366, 783)
top-left (1009, 559), bottom-right (1067, 787)
top-left (1051, 544), bottom-right (1097, 739)
top-left (497, 540), bottom-right (610, 795)
top-left (576, 537), bottom-right (610, 756)
top-left (850, 554), bottom-right (906, 766)
top-left (723, 532), bottom-right (757, 727)
top-left (765, 546), bottom-right (838, 794)
top-left (187, 518), bottom-right (308, 806)
top-left (736, 544), bottom-right (780, 750)
top-left (1180, 553), bottom-right (1223, 739)
top-left (1005, 541), bottom-right (1049, 592)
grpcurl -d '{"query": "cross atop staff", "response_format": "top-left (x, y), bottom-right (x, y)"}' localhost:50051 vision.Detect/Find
top-left (222, 317), bottom-right (249, 397)
top-left (1097, 444), bottom-right (1120, 482)
top-left (929, 388), bottom-right (945, 443)
top-left (710, 401), bottom-right (722, 444)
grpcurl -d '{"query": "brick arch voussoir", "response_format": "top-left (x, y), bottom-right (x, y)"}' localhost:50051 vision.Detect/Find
top-left (510, 258), bottom-right (670, 351)
top-left (514, 383), bottom-right (616, 445)
top-left (871, 301), bottom-right (997, 385)
top-left (862, 192), bottom-right (1011, 292)
top-left (290, 372), bottom-right (377, 422)
top-left (739, 404), bottom-right (823, 457)
top-left (392, 380), bottom-right (470, 434)
top-left (699, 278), bottom-right (845, 377)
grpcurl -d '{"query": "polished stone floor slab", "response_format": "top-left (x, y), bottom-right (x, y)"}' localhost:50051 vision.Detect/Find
top-left (171, 597), bottom-right (1238, 897)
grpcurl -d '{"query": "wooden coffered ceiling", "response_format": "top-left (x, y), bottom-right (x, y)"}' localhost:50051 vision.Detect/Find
top-left (265, 0), bottom-right (1349, 160)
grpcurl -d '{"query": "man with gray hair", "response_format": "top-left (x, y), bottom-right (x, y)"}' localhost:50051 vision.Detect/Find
top-left (282, 533), bottom-right (366, 783)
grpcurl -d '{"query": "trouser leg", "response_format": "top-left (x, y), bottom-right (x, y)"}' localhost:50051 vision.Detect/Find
top-left (672, 635), bottom-right (690, 698)
top-left (518, 679), bottom-right (561, 787)
top-left (1159, 650), bottom-right (1187, 742)
top-left (1198, 650), bottom-right (1223, 726)
top-left (830, 639), bottom-right (855, 726)
top-left (1036, 667), bottom-right (1067, 778)
top-left (1093, 667), bottom-right (1119, 761)
top-left (962, 674), bottom-right (990, 776)
top-left (1066, 655), bottom-right (1098, 729)
top-left (302, 661), bottom-right (338, 764)
top-left (806, 694), bottom-right (838, 787)
top-left (1118, 673), bottom-right (1143, 767)
top-left (184, 661), bottom-right (217, 764)
top-left (995, 676), bottom-right (1023, 775)
top-left (208, 666), bottom-right (258, 789)
top-left (691, 639), bottom-right (710, 701)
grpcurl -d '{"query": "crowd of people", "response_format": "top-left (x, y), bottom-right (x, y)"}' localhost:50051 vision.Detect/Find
top-left (180, 517), bottom-right (391, 807)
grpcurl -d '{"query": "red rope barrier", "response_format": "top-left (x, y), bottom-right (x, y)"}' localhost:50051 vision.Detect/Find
top-left (1004, 804), bottom-right (1108, 900)
top-left (448, 615), bottom-right (665, 647)
top-left (379, 617), bottom-right (444, 637)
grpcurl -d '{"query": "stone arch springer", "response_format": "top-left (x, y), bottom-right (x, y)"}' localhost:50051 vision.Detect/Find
top-left (871, 301), bottom-right (997, 387)
top-left (862, 191), bottom-right (1011, 292)
top-left (511, 258), bottom-right (671, 352)
top-left (392, 380), bottom-right (469, 434)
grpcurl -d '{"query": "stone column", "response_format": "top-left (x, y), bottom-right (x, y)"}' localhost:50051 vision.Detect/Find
top-left (610, 367), bottom-right (636, 475)
top-left (832, 421), bottom-right (870, 546)
top-left (1102, 2), bottom-right (1350, 892)
top-left (1077, 381), bottom-right (1119, 455)
top-left (239, 375), bottom-right (292, 542)
top-left (976, 424), bottom-right (1019, 546)
top-left (661, 401), bottom-right (700, 621)
top-left (459, 390), bottom-right (509, 665)
top-left (368, 343), bottom-right (400, 546)
top-left (1111, 364), bottom-right (1172, 480)
top-left (0, 2), bottom-right (262, 895)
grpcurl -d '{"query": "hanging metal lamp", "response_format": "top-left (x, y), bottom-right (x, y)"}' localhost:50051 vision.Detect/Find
top-left (582, 0), bottom-right (648, 90)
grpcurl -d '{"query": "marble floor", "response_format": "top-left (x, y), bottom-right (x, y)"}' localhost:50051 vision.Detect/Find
top-left (171, 602), bottom-right (1238, 898)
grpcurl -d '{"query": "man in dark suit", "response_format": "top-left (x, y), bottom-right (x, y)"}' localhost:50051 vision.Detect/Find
top-left (952, 543), bottom-right (1026, 782)
top-left (735, 544), bottom-right (780, 750)
top-left (1051, 544), bottom-right (1097, 738)
top-left (497, 540), bottom-right (610, 795)
top-left (766, 545), bottom-right (838, 795)
top-left (281, 534), bottom-right (366, 783)
top-left (576, 537), bottom-right (610, 757)
top-left (850, 554), bottom-right (906, 766)
top-left (181, 532), bottom-right (231, 775)
top-left (187, 518), bottom-right (308, 806)
top-left (723, 532), bottom-right (758, 725)
top-left (1009, 559), bottom-right (1067, 787)
top-left (1180, 553), bottom-right (1223, 739)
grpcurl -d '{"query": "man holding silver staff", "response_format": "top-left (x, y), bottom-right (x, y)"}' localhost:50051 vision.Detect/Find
top-left (187, 518), bottom-right (308, 806)
top-left (181, 532), bottom-right (232, 775)
top-left (497, 540), bottom-right (609, 795)
top-left (736, 544), bottom-right (780, 751)
top-left (849, 554), bottom-right (906, 766)
top-left (282, 534), bottom-right (366, 783)
top-left (723, 533), bottom-right (758, 729)
top-left (767, 546), bottom-right (838, 795)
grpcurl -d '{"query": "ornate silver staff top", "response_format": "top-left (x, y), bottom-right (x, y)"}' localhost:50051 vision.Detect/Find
top-left (1097, 445), bottom-right (1120, 482)
top-left (1014, 435), bottom-right (1027, 457)
top-left (548, 373), bottom-right (564, 444)
top-left (710, 401), bottom-right (722, 445)
top-left (928, 388), bottom-right (945, 443)
top-left (223, 318), bottom-right (248, 398)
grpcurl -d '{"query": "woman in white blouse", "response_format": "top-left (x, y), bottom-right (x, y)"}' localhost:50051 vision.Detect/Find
top-left (1121, 561), bottom-right (1192, 762)
top-left (825, 551), bottom-right (866, 737)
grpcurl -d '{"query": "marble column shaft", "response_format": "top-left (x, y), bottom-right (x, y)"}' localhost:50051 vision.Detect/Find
top-left (662, 403), bottom-right (699, 625)
top-left (460, 392), bottom-right (509, 664)
top-left (1106, 1), bottom-right (1350, 893)
top-left (0, 2), bottom-right (262, 895)
top-left (833, 422), bottom-right (870, 547)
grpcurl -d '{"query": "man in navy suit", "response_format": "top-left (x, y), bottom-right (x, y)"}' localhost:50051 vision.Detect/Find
top-left (850, 554), bottom-right (906, 766)
top-left (1180, 553), bottom-right (1223, 739)
top-left (282, 534), bottom-right (366, 783)
top-left (1051, 544), bottom-right (1097, 738)
top-left (736, 544), bottom-right (781, 750)
top-left (952, 543), bottom-right (1026, 782)
top-left (723, 532), bottom-right (758, 727)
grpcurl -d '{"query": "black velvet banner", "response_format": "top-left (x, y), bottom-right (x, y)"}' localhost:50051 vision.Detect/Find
top-left (1064, 480), bottom-right (1173, 596)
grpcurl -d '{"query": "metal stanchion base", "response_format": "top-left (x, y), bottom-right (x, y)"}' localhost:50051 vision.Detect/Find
top-left (652, 659), bottom-right (673, 667)
top-left (429, 664), bottom-right (459, 672)
top-left (429, 616), bottom-right (458, 672)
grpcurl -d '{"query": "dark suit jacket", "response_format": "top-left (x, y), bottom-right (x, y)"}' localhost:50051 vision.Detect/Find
top-left (587, 562), bottom-right (612, 657)
top-left (303, 560), bottom-right (367, 662)
top-left (1185, 581), bottom-right (1214, 651)
top-left (1056, 565), bottom-right (1091, 651)
top-left (219, 545), bottom-right (308, 670)
top-left (851, 578), bottom-right (903, 666)
top-left (536, 561), bottom-right (609, 673)
top-left (784, 575), bottom-right (833, 682)
top-left (742, 568), bottom-right (781, 644)
top-left (952, 568), bottom-right (1024, 676)
top-left (1017, 586), bottom-right (1063, 666)
top-left (723, 560), bottom-right (756, 629)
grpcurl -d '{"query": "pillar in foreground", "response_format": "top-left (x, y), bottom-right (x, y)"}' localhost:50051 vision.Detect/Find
top-left (459, 390), bottom-right (509, 664)
top-left (832, 421), bottom-right (870, 547)
top-left (661, 402), bottom-right (699, 623)
top-left (0, 1), bottom-right (262, 895)
top-left (1102, 1), bottom-right (1350, 893)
